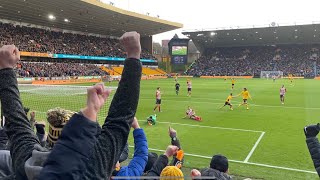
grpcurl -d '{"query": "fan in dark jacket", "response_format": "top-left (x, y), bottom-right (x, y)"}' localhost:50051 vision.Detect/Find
top-left (191, 154), bottom-right (232, 180)
top-left (145, 145), bottom-right (179, 176)
top-left (304, 123), bottom-right (320, 176)
top-left (144, 127), bottom-right (183, 177)
top-left (0, 31), bottom-right (142, 180)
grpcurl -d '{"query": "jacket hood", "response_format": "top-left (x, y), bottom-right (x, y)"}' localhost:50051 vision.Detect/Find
top-left (200, 168), bottom-right (232, 180)
top-left (24, 144), bottom-right (50, 180)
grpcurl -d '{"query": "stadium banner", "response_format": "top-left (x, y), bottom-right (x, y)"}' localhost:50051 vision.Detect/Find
top-left (52, 54), bottom-right (156, 63)
top-left (17, 77), bottom-right (34, 84)
top-left (20, 51), bottom-right (51, 58)
top-left (141, 75), bottom-right (167, 80)
top-left (200, 76), bottom-right (253, 79)
top-left (32, 78), bottom-right (102, 85)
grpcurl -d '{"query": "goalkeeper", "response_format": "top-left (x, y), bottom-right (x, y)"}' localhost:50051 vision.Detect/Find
top-left (147, 114), bottom-right (157, 125)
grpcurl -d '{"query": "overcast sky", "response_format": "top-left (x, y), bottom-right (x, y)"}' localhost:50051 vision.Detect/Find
top-left (101, 0), bottom-right (320, 43)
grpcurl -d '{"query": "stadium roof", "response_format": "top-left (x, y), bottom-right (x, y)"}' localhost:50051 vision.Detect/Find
top-left (0, 0), bottom-right (183, 37)
top-left (182, 23), bottom-right (320, 49)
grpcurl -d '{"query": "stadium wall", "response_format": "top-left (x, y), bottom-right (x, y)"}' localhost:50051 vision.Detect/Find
top-left (200, 76), bottom-right (254, 79)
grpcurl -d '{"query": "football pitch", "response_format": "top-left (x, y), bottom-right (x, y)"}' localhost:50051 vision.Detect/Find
top-left (20, 78), bottom-right (320, 179)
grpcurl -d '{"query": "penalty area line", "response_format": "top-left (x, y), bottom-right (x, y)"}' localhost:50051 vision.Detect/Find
top-left (244, 132), bottom-right (265, 162)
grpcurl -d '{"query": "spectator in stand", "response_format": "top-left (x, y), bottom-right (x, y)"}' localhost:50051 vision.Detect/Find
top-left (113, 117), bottom-right (148, 177)
top-left (0, 31), bottom-right (142, 179)
top-left (160, 166), bottom-right (184, 180)
top-left (146, 145), bottom-right (180, 177)
top-left (34, 121), bottom-right (46, 147)
top-left (145, 127), bottom-right (184, 177)
top-left (200, 154), bottom-right (232, 180)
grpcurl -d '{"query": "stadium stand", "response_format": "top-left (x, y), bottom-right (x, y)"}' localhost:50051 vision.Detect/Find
top-left (0, 22), bottom-right (155, 60)
top-left (183, 24), bottom-right (320, 78)
top-left (186, 45), bottom-right (318, 77)
top-left (16, 62), bottom-right (108, 77)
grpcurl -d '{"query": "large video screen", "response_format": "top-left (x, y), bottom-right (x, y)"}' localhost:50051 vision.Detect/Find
top-left (172, 46), bottom-right (188, 56)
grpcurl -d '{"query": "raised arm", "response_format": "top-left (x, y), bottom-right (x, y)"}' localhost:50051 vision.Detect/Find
top-left (0, 45), bottom-right (40, 179)
top-left (117, 118), bottom-right (148, 176)
top-left (304, 124), bottom-right (320, 176)
top-left (39, 84), bottom-right (110, 179)
top-left (84, 32), bottom-right (142, 179)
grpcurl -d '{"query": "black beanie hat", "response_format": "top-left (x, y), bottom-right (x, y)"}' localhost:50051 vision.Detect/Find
top-left (210, 154), bottom-right (228, 173)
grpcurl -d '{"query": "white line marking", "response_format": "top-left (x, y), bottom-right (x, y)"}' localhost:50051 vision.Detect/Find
top-left (128, 146), bottom-right (316, 174)
top-left (140, 98), bottom-right (320, 110)
top-left (244, 132), bottom-right (265, 162)
top-left (138, 120), bottom-right (264, 133)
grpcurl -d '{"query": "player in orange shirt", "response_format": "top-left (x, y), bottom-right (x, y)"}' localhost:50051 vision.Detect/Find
top-left (236, 88), bottom-right (252, 110)
top-left (231, 78), bottom-right (235, 90)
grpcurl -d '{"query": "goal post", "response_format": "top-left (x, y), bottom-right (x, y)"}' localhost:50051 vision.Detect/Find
top-left (260, 71), bottom-right (283, 79)
top-left (18, 84), bottom-right (117, 124)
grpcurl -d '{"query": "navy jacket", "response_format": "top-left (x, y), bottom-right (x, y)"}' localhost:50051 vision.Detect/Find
top-left (116, 128), bottom-right (148, 177)
top-left (306, 137), bottom-right (320, 176)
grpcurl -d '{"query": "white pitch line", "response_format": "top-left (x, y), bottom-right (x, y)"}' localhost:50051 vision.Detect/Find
top-left (128, 146), bottom-right (316, 174)
top-left (137, 120), bottom-right (263, 133)
top-left (244, 132), bottom-right (265, 162)
top-left (140, 98), bottom-right (320, 110)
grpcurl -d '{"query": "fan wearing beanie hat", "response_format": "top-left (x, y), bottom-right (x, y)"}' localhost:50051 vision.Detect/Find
top-left (160, 166), bottom-right (184, 180)
top-left (46, 108), bottom-right (74, 148)
top-left (210, 154), bottom-right (229, 173)
top-left (199, 154), bottom-right (232, 180)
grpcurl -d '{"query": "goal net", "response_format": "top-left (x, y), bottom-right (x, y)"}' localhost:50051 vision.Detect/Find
top-left (260, 71), bottom-right (283, 79)
top-left (17, 84), bottom-right (117, 124)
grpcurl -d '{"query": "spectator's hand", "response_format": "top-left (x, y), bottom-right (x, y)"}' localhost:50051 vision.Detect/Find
top-left (30, 111), bottom-right (35, 119)
top-left (0, 45), bottom-right (20, 69)
top-left (169, 126), bottom-right (177, 138)
top-left (82, 83), bottom-right (112, 121)
top-left (191, 169), bottom-right (201, 179)
top-left (164, 145), bottom-right (178, 158)
top-left (304, 123), bottom-right (320, 138)
top-left (119, 32), bottom-right (141, 60)
top-left (131, 117), bottom-right (140, 129)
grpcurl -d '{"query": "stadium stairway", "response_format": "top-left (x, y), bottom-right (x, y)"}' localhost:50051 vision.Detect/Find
top-left (142, 67), bottom-right (165, 75)
top-left (100, 66), bottom-right (120, 75)
top-left (112, 67), bottom-right (124, 75)
top-left (155, 68), bottom-right (167, 75)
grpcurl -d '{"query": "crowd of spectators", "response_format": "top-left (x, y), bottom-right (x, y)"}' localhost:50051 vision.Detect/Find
top-left (0, 22), bottom-right (156, 59)
top-left (187, 45), bottom-right (320, 77)
top-left (15, 62), bottom-right (108, 77)
top-left (0, 33), bottom-right (233, 180)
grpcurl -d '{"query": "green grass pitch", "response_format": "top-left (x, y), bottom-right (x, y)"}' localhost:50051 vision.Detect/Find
top-left (20, 78), bottom-right (320, 179)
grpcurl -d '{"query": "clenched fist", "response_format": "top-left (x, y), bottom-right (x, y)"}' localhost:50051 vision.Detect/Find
top-left (82, 83), bottom-right (112, 121)
top-left (0, 45), bottom-right (20, 69)
top-left (119, 32), bottom-right (141, 60)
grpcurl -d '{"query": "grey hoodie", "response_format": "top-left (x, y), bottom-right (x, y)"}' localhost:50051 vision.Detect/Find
top-left (200, 168), bottom-right (233, 180)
